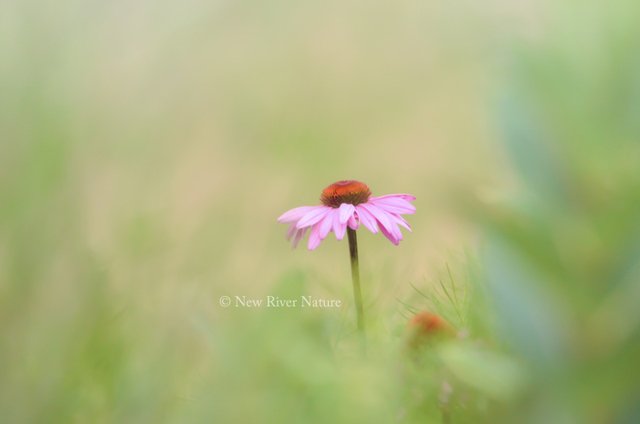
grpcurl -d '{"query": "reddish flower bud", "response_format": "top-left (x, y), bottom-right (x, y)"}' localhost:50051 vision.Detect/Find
top-left (407, 311), bottom-right (455, 348)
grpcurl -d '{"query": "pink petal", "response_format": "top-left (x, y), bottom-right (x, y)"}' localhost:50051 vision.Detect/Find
top-left (370, 197), bottom-right (416, 214)
top-left (390, 213), bottom-right (412, 231)
top-left (338, 203), bottom-right (355, 224)
top-left (380, 224), bottom-right (400, 245)
top-left (355, 205), bottom-right (379, 233)
top-left (296, 206), bottom-right (330, 229)
top-left (348, 214), bottom-right (359, 230)
top-left (360, 203), bottom-right (394, 235)
top-left (318, 209), bottom-right (335, 239)
top-left (307, 224), bottom-right (323, 250)
top-left (286, 223), bottom-right (297, 240)
top-left (370, 193), bottom-right (416, 202)
top-left (292, 228), bottom-right (308, 248)
top-left (361, 203), bottom-right (402, 241)
top-left (390, 223), bottom-right (403, 241)
top-left (278, 206), bottom-right (316, 223)
top-left (333, 212), bottom-right (347, 240)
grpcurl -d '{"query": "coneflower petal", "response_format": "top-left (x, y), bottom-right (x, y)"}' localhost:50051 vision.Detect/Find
top-left (390, 213), bottom-right (412, 232)
top-left (356, 205), bottom-right (379, 233)
top-left (338, 203), bottom-right (355, 224)
top-left (360, 203), bottom-right (395, 236)
top-left (278, 206), bottom-right (315, 223)
top-left (370, 193), bottom-right (416, 202)
top-left (296, 206), bottom-right (330, 229)
top-left (364, 203), bottom-right (404, 241)
top-left (333, 213), bottom-right (347, 240)
top-left (308, 224), bottom-right (323, 250)
top-left (348, 214), bottom-right (359, 230)
top-left (286, 223), bottom-right (297, 240)
top-left (370, 197), bottom-right (416, 214)
top-left (292, 228), bottom-right (307, 248)
top-left (318, 209), bottom-right (335, 239)
top-left (380, 223), bottom-right (401, 245)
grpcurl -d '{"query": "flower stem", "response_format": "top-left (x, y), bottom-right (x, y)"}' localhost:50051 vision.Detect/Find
top-left (347, 228), bottom-right (365, 337)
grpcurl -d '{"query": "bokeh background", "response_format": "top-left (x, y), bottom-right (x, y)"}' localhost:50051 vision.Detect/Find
top-left (1, 0), bottom-right (639, 422)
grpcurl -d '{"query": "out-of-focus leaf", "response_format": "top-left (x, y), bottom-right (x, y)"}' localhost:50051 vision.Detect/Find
top-left (483, 236), bottom-right (569, 369)
top-left (439, 341), bottom-right (529, 401)
top-left (497, 92), bottom-right (570, 205)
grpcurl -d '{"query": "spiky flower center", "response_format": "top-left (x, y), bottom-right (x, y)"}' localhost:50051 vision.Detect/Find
top-left (320, 180), bottom-right (371, 208)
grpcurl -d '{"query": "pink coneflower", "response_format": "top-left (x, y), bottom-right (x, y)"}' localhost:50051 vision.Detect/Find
top-left (277, 180), bottom-right (416, 250)
top-left (278, 180), bottom-right (416, 339)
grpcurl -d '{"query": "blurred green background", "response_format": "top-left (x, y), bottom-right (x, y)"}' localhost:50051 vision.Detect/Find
top-left (1, 0), bottom-right (639, 422)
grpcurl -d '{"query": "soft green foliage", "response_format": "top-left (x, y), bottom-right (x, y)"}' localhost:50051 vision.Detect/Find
top-left (1, 0), bottom-right (639, 423)
top-left (477, 2), bottom-right (640, 421)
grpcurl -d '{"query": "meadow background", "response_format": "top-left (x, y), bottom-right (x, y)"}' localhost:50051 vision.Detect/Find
top-left (1, 0), bottom-right (639, 422)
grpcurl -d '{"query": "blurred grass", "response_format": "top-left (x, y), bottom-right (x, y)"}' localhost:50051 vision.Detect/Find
top-left (2, 0), bottom-right (639, 422)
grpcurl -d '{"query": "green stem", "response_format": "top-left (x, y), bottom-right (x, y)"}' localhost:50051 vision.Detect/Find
top-left (347, 228), bottom-right (365, 337)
